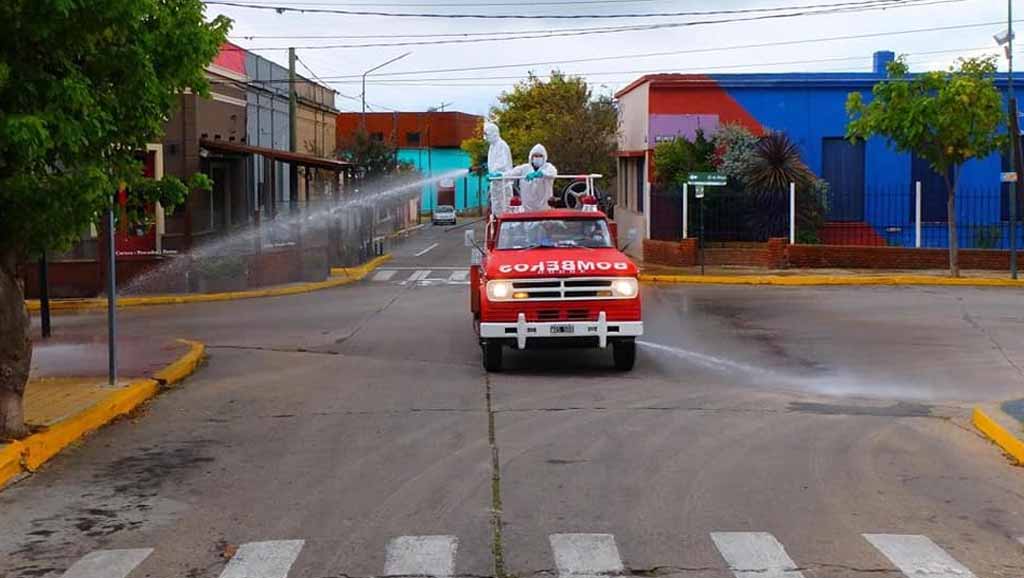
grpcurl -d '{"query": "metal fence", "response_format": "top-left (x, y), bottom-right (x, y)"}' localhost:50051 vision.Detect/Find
top-left (651, 182), bottom-right (1024, 251)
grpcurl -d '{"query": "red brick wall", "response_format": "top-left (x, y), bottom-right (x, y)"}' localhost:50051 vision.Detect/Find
top-left (785, 244), bottom-right (1011, 270)
top-left (248, 248), bottom-right (303, 288)
top-left (643, 238), bottom-right (698, 266)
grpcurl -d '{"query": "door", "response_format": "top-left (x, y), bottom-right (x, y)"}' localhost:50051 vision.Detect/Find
top-left (911, 155), bottom-right (948, 222)
top-left (822, 138), bottom-right (865, 221)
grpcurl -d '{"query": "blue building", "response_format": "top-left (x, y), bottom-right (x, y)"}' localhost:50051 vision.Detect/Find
top-left (614, 51), bottom-right (1024, 250)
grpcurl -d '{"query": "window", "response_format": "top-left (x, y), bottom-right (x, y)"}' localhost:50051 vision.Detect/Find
top-left (636, 157), bottom-right (646, 213)
top-left (371, 132), bottom-right (384, 142)
top-left (407, 132), bottom-right (421, 146)
top-left (496, 219), bottom-right (613, 250)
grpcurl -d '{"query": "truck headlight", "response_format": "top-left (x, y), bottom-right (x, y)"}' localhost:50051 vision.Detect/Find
top-left (611, 278), bottom-right (638, 298)
top-left (487, 280), bottom-right (514, 301)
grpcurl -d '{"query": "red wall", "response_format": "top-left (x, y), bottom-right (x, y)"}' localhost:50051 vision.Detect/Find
top-left (337, 112), bottom-right (482, 149)
top-left (649, 77), bottom-right (763, 136)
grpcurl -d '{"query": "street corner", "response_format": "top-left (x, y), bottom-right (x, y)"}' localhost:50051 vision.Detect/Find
top-left (0, 339), bottom-right (207, 490)
top-left (329, 252), bottom-right (394, 280)
top-left (973, 402), bottom-right (1024, 465)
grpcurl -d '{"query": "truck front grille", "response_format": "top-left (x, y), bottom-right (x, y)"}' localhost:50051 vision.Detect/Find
top-left (510, 277), bottom-right (619, 301)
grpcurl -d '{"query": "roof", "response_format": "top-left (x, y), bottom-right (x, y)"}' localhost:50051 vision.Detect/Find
top-left (200, 139), bottom-right (352, 171)
top-left (499, 209), bottom-right (608, 221)
top-left (615, 72), bottom-right (1024, 98)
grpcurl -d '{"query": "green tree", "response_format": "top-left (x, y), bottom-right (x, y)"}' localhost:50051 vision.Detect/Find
top-left (337, 128), bottom-right (405, 178)
top-left (652, 129), bottom-right (716, 188)
top-left (460, 119), bottom-right (489, 174)
top-left (489, 72), bottom-right (618, 181)
top-left (0, 0), bottom-right (230, 437)
top-left (847, 56), bottom-right (1006, 276)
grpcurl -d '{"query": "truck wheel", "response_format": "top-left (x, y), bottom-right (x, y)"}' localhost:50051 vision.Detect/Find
top-left (482, 341), bottom-right (503, 372)
top-left (613, 339), bottom-right (636, 371)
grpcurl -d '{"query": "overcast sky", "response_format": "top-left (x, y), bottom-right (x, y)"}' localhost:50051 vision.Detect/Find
top-left (207, 0), bottom-right (1013, 116)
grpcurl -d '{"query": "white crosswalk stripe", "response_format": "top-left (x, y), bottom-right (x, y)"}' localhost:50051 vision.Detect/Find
top-left (711, 532), bottom-right (805, 578)
top-left (384, 535), bottom-right (458, 577)
top-left (370, 269), bottom-right (469, 286)
top-left (864, 534), bottom-right (976, 578)
top-left (58, 548), bottom-right (153, 578)
top-left (549, 534), bottom-right (624, 578)
top-left (448, 270), bottom-right (469, 282)
top-left (218, 540), bottom-right (305, 578)
top-left (46, 531), bottom-right (1005, 578)
top-left (373, 269), bottom-right (399, 282)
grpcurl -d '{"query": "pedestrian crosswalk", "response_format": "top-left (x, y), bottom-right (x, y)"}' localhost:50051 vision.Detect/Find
top-left (371, 267), bottom-right (470, 286)
top-left (48, 531), bottom-right (1022, 578)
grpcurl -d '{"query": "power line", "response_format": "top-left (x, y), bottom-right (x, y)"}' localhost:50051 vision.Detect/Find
top-left (234, 20), bottom-right (1011, 81)
top-left (224, 0), bottom-right (723, 6)
top-left (204, 0), bottom-right (952, 20)
top-left (239, 7), bottom-right (985, 51)
top-left (318, 45), bottom-right (999, 85)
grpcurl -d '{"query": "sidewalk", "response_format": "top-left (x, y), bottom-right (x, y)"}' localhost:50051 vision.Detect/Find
top-left (638, 263), bottom-right (1024, 286)
top-left (1, 337), bottom-right (204, 489)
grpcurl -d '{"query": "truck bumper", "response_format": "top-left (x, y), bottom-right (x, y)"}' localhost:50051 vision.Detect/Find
top-left (479, 312), bottom-right (643, 350)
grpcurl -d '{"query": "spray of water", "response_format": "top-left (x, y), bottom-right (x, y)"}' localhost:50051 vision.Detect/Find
top-left (637, 340), bottom-right (940, 401)
top-left (123, 169), bottom-right (469, 295)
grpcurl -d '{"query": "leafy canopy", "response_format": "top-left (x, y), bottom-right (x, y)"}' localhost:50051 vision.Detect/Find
top-left (652, 129), bottom-right (715, 188)
top-left (0, 0), bottom-right (231, 257)
top-left (464, 72), bottom-right (618, 179)
top-left (847, 56), bottom-right (1006, 181)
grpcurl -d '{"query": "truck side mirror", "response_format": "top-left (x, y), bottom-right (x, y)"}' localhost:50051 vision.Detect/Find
top-left (621, 228), bottom-right (638, 251)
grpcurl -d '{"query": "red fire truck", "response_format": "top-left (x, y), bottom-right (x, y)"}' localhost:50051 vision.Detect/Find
top-left (470, 175), bottom-right (642, 372)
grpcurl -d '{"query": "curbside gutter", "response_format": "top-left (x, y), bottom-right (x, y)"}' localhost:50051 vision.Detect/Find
top-left (0, 339), bottom-right (206, 490)
top-left (27, 254), bottom-right (392, 313)
top-left (972, 407), bottom-right (1024, 465)
top-left (639, 273), bottom-right (1024, 287)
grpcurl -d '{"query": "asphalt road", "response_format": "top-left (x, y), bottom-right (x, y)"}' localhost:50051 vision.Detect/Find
top-left (3, 222), bottom-right (1024, 578)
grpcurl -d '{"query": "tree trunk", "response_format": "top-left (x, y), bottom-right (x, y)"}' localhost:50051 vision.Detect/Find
top-left (946, 170), bottom-right (960, 278)
top-left (0, 249), bottom-right (31, 439)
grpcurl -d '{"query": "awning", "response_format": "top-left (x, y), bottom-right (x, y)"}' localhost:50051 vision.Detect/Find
top-left (200, 139), bottom-right (352, 171)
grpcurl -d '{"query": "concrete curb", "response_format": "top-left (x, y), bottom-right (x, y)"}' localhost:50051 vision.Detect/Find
top-left (27, 254), bottom-right (392, 314)
top-left (972, 407), bottom-right (1024, 465)
top-left (639, 273), bottom-right (1024, 287)
top-left (0, 339), bottom-right (206, 490)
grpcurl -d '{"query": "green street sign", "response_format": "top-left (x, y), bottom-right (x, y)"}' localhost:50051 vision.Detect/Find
top-left (687, 172), bottom-right (727, 186)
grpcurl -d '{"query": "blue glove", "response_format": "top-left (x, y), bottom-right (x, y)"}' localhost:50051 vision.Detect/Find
top-left (525, 170), bottom-right (543, 182)
top-left (487, 171), bottom-right (503, 179)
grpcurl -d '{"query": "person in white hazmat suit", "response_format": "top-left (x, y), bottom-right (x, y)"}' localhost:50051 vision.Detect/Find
top-left (483, 123), bottom-right (513, 216)
top-left (505, 144), bottom-right (558, 212)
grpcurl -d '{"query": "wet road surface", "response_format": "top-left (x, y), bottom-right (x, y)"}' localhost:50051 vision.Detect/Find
top-left (2, 223), bottom-right (1024, 578)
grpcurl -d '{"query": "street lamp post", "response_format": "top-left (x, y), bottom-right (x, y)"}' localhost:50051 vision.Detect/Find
top-left (361, 52), bottom-right (412, 124)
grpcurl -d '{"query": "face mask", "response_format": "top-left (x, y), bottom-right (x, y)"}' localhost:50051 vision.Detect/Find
top-left (531, 157), bottom-right (543, 169)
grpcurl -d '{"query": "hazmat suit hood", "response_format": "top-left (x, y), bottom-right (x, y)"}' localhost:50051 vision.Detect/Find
top-left (528, 144), bottom-right (548, 168)
top-left (484, 122), bottom-right (501, 144)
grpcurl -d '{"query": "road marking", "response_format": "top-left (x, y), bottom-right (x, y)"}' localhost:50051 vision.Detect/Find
top-left (373, 269), bottom-right (399, 281)
top-left (863, 534), bottom-right (975, 578)
top-left (384, 535), bottom-right (458, 577)
top-left (711, 532), bottom-right (805, 578)
top-left (414, 243), bottom-right (440, 257)
top-left (403, 270), bottom-right (433, 284)
top-left (60, 549), bottom-right (153, 578)
top-left (549, 534), bottom-right (624, 578)
top-left (448, 270), bottom-right (469, 282)
top-left (218, 540), bottom-right (305, 578)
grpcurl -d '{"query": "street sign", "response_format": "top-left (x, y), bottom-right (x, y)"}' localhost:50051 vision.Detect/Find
top-left (1002, 171), bottom-right (1018, 183)
top-left (687, 172), bottom-right (727, 186)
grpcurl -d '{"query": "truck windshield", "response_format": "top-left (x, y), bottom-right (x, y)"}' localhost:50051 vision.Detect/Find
top-left (496, 219), bottom-right (613, 249)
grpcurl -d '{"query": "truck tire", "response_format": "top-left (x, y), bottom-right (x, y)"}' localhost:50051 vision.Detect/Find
top-left (482, 341), bottom-right (503, 372)
top-left (613, 339), bottom-right (636, 371)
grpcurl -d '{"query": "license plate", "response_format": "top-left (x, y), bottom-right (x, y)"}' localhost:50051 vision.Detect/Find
top-left (550, 325), bottom-right (575, 335)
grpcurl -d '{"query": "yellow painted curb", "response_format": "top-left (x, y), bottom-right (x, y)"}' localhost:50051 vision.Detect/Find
top-left (329, 253), bottom-right (393, 279)
top-left (639, 273), bottom-right (1024, 287)
top-left (972, 407), bottom-right (1024, 465)
top-left (27, 255), bottom-right (393, 313)
top-left (0, 339), bottom-right (206, 489)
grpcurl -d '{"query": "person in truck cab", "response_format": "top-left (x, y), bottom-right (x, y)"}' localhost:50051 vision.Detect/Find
top-left (504, 144), bottom-right (558, 212)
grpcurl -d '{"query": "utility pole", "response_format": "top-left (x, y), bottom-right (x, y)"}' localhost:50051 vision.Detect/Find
top-left (288, 47), bottom-right (299, 211)
top-left (1009, 0), bottom-right (1019, 279)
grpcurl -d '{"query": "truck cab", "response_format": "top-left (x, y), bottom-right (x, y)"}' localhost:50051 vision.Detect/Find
top-left (470, 190), bottom-right (642, 372)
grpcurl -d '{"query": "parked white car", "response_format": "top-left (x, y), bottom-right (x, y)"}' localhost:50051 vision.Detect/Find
top-left (432, 205), bottom-right (457, 226)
